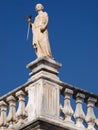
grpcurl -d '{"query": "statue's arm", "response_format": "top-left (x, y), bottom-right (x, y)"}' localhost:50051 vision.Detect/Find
top-left (40, 12), bottom-right (48, 31)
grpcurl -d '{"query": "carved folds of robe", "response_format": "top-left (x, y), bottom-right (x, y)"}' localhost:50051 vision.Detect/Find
top-left (31, 12), bottom-right (53, 59)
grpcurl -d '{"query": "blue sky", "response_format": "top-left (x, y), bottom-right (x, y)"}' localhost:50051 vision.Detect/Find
top-left (0, 0), bottom-right (98, 96)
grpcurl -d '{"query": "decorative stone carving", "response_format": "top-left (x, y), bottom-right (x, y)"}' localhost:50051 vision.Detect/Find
top-left (74, 93), bottom-right (85, 128)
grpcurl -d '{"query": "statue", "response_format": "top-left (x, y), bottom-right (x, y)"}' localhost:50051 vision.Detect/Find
top-left (27, 3), bottom-right (53, 59)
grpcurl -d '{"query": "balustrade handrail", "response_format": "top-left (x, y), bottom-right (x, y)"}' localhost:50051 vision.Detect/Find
top-left (61, 82), bottom-right (98, 105)
top-left (0, 80), bottom-right (98, 106)
top-left (0, 81), bottom-right (31, 102)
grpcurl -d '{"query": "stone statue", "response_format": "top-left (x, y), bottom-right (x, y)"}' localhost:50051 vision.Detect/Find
top-left (28, 3), bottom-right (53, 59)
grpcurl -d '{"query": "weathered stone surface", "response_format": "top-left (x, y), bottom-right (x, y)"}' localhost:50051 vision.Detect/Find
top-left (27, 57), bottom-right (61, 78)
top-left (26, 58), bottom-right (62, 121)
top-left (17, 117), bottom-right (76, 130)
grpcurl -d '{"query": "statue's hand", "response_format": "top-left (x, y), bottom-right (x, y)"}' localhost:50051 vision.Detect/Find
top-left (28, 18), bottom-right (31, 22)
top-left (27, 16), bottom-right (32, 23)
top-left (33, 43), bottom-right (37, 49)
top-left (27, 16), bottom-right (32, 28)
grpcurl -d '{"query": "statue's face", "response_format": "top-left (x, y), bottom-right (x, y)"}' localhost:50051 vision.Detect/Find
top-left (36, 4), bottom-right (44, 12)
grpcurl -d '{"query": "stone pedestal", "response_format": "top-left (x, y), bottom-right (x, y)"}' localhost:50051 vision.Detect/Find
top-left (26, 57), bottom-right (62, 121)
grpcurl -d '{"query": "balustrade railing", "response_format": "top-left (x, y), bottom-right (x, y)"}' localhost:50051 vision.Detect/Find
top-left (0, 81), bottom-right (97, 130)
top-left (60, 83), bottom-right (98, 130)
top-left (0, 83), bottom-right (29, 130)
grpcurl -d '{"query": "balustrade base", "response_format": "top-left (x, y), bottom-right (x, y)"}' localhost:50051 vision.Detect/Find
top-left (16, 116), bottom-right (79, 130)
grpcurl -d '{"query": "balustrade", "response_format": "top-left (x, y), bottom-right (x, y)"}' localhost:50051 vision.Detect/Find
top-left (0, 84), bottom-right (29, 130)
top-left (60, 85), bottom-right (98, 130)
top-left (0, 81), bottom-right (98, 130)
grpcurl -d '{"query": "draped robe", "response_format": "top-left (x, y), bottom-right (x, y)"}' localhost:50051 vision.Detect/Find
top-left (31, 12), bottom-right (53, 59)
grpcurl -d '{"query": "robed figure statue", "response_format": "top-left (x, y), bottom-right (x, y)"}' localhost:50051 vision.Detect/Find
top-left (28, 3), bottom-right (53, 59)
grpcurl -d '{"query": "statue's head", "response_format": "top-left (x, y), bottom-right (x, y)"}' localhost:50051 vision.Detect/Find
top-left (35, 3), bottom-right (44, 12)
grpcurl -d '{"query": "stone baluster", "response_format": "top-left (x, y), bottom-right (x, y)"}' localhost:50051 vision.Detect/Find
top-left (0, 101), bottom-right (7, 130)
top-left (16, 90), bottom-right (26, 124)
top-left (62, 88), bottom-right (74, 123)
top-left (7, 95), bottom-right (16, 130)
top-left (74, 93), bottom-right (85, 128)
top-left (85, 97), bottom-right (97, 130)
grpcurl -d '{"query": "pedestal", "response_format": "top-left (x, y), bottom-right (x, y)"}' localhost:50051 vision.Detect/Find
top-left (26, 57), bottom-right (62, 121)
